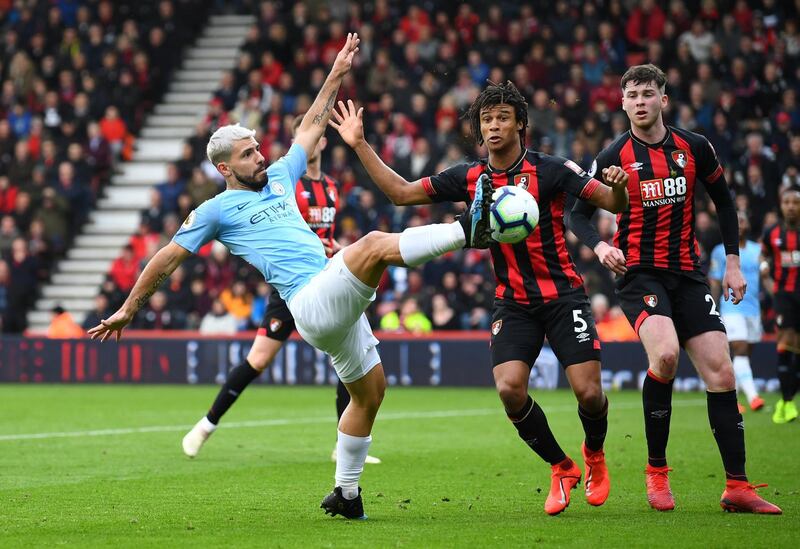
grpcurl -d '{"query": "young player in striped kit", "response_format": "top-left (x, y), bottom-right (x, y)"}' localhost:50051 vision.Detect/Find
top-left (570, 64), bottom-right (781, 514)
top-left (329, 82), bottom-right (630, 516)
top-left (762, 186), bottom-right (800, 424)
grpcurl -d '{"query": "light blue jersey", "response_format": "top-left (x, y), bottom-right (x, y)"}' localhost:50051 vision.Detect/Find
top-left (708, 240), bottom-right (760, 317)
top-left (173, 143), bottom-right (326, 302)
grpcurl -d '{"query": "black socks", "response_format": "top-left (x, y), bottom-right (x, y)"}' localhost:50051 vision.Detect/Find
top-left (508, 396), bottom-right (567, 465)
top-left (206, 360), bottom-right (261, 424)
top-left (643, 371), bottom-right (674, 468)
top-left (707, 390), bottom-right (747, 480)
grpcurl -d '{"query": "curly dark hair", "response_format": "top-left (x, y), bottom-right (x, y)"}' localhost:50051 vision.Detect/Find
top-left (465, 80), bottom-right (528, 148)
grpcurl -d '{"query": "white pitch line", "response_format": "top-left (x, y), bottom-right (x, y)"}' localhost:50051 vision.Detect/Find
top-left (0, 398), bottom-right (708, 443)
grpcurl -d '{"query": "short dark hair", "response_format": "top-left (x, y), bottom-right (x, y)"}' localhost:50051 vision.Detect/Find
top-left (620, 64), bottom-right (667, 93)
top-left (465, 81), bottom-right (528, 147)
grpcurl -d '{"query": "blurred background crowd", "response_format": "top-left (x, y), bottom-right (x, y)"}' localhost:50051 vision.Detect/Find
top-left (1, 0), bottom-right (799, 338)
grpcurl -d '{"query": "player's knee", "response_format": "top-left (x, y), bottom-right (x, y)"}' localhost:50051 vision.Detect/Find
top-left (705, 358), bottom-right (736, 390)
top-left (361, 231), bottom-right (388, 255)
top-left (576, 385), bottom-right (604, 413)
top-left (247, 351), bottom-right (272, 372)
top-left (652, 348), bottom-right (680, 375)
top-left (495, 378), bottom-right (528, 410)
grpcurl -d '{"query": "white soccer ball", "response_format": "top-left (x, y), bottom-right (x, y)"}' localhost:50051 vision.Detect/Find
top-left (489, 185), bottom-right (540, 244)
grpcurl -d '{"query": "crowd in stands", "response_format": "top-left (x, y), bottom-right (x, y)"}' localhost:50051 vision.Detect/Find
top-left (0, 0), bottom-right (210, 332)
top-left (4, 1), bottom-right (800, 339)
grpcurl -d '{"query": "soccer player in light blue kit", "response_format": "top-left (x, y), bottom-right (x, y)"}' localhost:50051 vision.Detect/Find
top-left (88, 34), bottom-right (495, 519)
top-left (709, 211), bottom-right (766, 412)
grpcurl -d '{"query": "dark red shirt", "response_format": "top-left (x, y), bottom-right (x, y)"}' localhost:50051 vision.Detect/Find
top-left (762, 223), bottom-right (800, 294)
top-left (422, 150), bottom-right (600, 305)
top-left (592, 126), bottom-right (724, 274)
top-left (295, 173), bottom-right (339, 251)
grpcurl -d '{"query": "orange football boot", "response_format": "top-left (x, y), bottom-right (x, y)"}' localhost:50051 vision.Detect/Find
top-left (749, 396), bottom-right (765, 411)
top-left (545, 458), bottom-right (582, 515)
top-left (720, 480), bottom-right (782, 514)
top-left (645, 464), bottom-right (675, 511)
top-left (582, 443), bottom-right (610, 506)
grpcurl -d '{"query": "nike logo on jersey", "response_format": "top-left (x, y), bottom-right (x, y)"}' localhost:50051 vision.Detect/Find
top-left (237, 202), bottom-right (251, 211)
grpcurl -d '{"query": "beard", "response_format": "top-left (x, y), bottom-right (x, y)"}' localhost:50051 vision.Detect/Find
top-left (232, 165), bottom-right (267, 190)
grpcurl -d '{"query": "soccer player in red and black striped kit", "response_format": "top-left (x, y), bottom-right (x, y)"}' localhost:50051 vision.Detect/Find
top-left (329, 83), bottom-right (630, 515)
top-left (763, 186), bottom-right (800, 424)
top-left (570, 64), bottom-right (781, 514)
top-left (182, 116), bottom-right (380, 465)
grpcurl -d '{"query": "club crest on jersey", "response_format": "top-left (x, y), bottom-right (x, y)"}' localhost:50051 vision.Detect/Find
top-left (269, 318), bottom-right (282, 333)
top-left (671, 150), bottom-right (688, 168)
top-left (327, 188), bottom-right (337, 202)
top-left (514, 173), bottom-right (531, 190)
top-left (491, 320), bottom-right (503, 336)
top-left (183, 210), bottom-right (196, 228)
top-left (644, 295), bottom-right (658, 308)
top-left (271, 182), bottom-right (286, 196)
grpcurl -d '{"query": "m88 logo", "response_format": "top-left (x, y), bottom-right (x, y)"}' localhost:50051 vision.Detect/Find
top-left (639, 176), bottom-right (687, 205)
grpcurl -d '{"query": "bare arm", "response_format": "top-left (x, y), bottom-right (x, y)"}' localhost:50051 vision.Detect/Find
top-left (294, 33), bottom-right (359, 158)
top-left (585, 166), bottom-right (629, 213)
top-left (87, 241), bottom-right (192, 341)
top-left (329, 99), bottom-right (432, 206)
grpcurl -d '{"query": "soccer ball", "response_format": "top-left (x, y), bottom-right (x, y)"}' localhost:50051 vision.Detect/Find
top-left (489, 185), bottom-right (539, 244)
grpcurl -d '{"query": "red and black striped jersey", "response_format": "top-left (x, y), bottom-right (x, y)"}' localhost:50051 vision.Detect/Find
top-left (422, 150), bottom-right (601, 305)
top-left (295, 173), bottom-right (339, 250)
top-left (591, 126), bottom-right (724, 274)
top-left (762, 223), bottom-right (800, 294)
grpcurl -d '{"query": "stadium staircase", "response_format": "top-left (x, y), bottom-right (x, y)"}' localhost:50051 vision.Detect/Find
top-left (26, 14), bottom-right (256, 332)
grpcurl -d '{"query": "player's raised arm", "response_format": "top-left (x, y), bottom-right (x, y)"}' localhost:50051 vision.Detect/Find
top-left (294, 33), bottom-right (359, 158)
top-left (329, 99), bottom-right (432, 206)
top-left (87, 241), bottom-right (192, 341)
top-left (584, 166), bottom-right (629, 213)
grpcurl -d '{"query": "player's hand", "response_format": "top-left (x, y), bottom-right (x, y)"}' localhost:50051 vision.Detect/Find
top-left (723, 263), bottom-right (747, 304)
top-left (594, 241), bottom-right (627, 275)
top-left (331, 32), bottom-right (359, 76)
top-left (602, 166), bottom-right (628, 189)
top-left (87, 309), bottom-right (133, 342)
top-left (329, 99), bottom-right (364, 148)
top-left (323, 238), bottom-right (343, 256)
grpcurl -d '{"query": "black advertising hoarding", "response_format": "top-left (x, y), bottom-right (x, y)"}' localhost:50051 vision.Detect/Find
top-left (0, 333), bottom-right (781, 393)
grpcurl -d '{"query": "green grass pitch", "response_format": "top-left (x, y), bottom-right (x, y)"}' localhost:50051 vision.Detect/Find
top-left (0, 385), bottom-right (796, 548)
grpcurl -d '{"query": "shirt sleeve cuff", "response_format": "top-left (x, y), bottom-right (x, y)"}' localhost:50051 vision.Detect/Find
top-left (579, 178), bottom-right (602, 199)
top-left (421, 176), bottom-right (436, 197)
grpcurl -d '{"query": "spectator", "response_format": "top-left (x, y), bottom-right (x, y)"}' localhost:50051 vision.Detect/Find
top-left (219, 280), bottom-right (253, 331)
top-left (98, 105), bottom-right (127, 158)
top-left (109, 245), bottom-right (140, 293)
top-left (82, 293), bottom-right (110, 331)
top-left (199, 298), bottom-right (238, 335)
top-left (157, 163), bottom-right (186, 214)
top-left (47, 305), bottom-right (84, 338)
top-left (133, 290), bottom-right (186, 330)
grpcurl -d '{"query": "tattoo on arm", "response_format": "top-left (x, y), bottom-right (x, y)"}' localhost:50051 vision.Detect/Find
top-left (312, 90), bottom-right (337, 126)
top-left (135, 272), bottom-right (168, 310)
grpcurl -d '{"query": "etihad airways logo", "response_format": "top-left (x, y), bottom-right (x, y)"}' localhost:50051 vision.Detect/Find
top-left (249, 200), bottom-right (297, 224)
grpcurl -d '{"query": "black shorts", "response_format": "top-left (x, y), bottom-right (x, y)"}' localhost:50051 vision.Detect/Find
top-left (257, 291), bottom-right (296, 341)
top-left (775, 291), bottom-right (800, 331)
top-left (490, 292), bottom-right (601, 369)
top-left (617, 268), bottom-right (725, 343)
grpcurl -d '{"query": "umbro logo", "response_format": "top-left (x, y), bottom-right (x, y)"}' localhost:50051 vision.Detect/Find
top-left (650, 409), bottom-right (669, 419)
top-left (237, 202), bottom-right (251, 211)
top-left (629, 162), bottom-right (644, 171)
